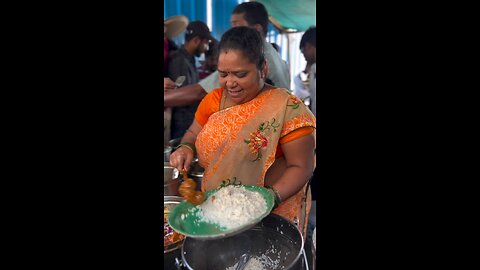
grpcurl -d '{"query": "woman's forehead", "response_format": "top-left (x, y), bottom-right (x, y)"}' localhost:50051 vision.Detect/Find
top-left (218, 50), bottom-right (254, 67)
top-left (219, 49), bottom-right (240, 57)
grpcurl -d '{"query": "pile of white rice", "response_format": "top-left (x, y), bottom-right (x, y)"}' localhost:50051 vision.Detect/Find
top-left (225, 257), bottom-right (266, 270)
top-left (196, 185), bottom-right (267, 229)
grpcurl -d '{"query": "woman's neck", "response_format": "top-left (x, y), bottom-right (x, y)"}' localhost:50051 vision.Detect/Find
top-left (221, 84), bottom-right (270, 110)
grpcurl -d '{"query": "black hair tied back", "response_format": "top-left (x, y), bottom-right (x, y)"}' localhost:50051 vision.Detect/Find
top-left (218, 26), bottom-right (265, 70)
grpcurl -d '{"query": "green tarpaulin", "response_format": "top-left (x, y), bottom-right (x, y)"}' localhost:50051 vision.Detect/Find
top-left (255, 0), bottom-right (316, 33)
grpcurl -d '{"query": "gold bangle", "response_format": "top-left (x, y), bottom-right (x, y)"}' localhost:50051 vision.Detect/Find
top-left (176, 142), bottom-right (196, 156)
top-left (265, 185), bottom-right (282, 209)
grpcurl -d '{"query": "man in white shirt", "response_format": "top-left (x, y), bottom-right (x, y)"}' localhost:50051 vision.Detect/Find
top-left (164, 2), bottom-right (290, 107)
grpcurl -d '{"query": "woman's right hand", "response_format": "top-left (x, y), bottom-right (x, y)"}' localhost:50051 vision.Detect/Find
top-left (169, 145), bottom-right (194, 172)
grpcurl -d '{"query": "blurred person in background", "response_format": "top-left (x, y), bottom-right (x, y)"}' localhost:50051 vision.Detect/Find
top-left (293, 26), bottom-right (316, 115)
top-left (166, 21), bottom-right (214, 140)
top-left (163, 16), bottom-right (187, 77)
top-left (164, 77), bottom-right (176, 145)
top-left (198, 38), bottom-right (218, 80)
top-left (164, 1), bottom-right (290, 108)
top-left (164, 16), bottom-right (187, 145)
top-left (293, 62), bottom-right (312, 107)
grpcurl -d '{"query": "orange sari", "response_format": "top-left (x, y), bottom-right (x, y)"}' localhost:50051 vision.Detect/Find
top-left (195, 87), bottom-right (316, 235)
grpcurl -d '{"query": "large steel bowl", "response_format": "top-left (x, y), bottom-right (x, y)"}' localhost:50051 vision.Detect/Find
top-left (181, 214), bottom-right (303, 270)
top-left (312, 227), bottom-right (316, 269)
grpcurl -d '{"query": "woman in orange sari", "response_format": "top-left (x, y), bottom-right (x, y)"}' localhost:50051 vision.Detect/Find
top-left (170, 26), bottom-right (316, 236)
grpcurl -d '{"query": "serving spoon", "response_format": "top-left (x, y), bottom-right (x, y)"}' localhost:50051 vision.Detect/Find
top-left (178, 169), bottom-right (205, 205)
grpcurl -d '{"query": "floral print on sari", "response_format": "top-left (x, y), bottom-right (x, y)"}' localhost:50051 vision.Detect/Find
top-left (244, 118), bottom-right (281, 161)
top-left (195, 88), bottom-right (316, 233)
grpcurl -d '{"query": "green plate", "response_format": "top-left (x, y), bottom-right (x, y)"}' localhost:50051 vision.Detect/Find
top-left (168, 185), bottom-right (274, 239)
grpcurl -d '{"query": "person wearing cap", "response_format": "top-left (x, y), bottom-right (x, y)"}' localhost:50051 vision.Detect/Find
top-left (164, 16), bottom-right (187, 145)
top-left (164, 1), bottom-right (291, 108)
top-left (166, 21), bottom-right (213, 140)
top-left (164, 16), bottom-right (187, 77)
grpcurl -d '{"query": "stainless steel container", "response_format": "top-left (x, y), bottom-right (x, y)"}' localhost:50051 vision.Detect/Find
top-left (164, 146), bottom-right (172, 162)
top-left (164, 196), bottom-right (185, 253)
top-left (168, 138), bottom-right (181, 149)
top-left (164, 162), bottom-right (180, 196)
top-left (187, 158), bottom-right (204, 191)
top-left (181, 214), bottom-right (304, 270)
top-left (312, 227), bottom-right (316, 270)
top-left (164, 195), bottom-right (186, 270)
top-left (164, 138), bottom-right (181, 163)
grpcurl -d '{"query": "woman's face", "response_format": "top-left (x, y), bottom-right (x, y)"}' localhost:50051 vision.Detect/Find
top-left (217, 49), bottom-right (264, 105)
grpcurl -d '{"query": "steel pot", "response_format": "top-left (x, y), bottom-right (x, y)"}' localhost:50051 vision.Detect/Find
top-left (164, 146), bottom-right (173, 162)
top-left (180, 214), bottom-right (303, 270)
top-left (168, 138), bottom-right (181, 149)
top-left (188, 158), bottom-right (204, 175)
top-left (312, 227), bottom-right (316, 270)
top-left (186, 158), bottom-right (204, 192)
top-left (164, 162), bottom-right (180, 196)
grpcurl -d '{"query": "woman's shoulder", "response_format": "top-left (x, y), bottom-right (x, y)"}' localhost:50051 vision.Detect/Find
top-left (206, 87), bottom-right (223, 104)
top-left (267, 87), bottom-right (295, 98)
top-left (195, 87), bottom-right (223, 126)
top-left (199, 87), bottom-right (223, 111)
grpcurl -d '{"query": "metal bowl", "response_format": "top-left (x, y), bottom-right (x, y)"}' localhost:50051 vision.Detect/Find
top-left (181, 214), bottom-right (304, 270)
top-left (164, 162), bottom-right (180, 196)
top-left (164, 146), bottom-right (172, 162)
top-left (312, 227), bottom-right (316, 269)
top-left (188, 158), bottom-right (204, 176)
top-left (168, 138), bottom-right (181, 149)
top-left (185, 158), bottom-right (204, 191)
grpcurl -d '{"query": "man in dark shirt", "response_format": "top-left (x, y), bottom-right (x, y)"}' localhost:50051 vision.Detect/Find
top-left (166, 21), bottom-right (213, 139)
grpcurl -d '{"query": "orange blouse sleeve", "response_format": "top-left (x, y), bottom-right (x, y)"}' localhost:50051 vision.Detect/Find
top-left (275, 127), bottom-right (315, 158)
top-left (194, 88), bottom-right (223, 126)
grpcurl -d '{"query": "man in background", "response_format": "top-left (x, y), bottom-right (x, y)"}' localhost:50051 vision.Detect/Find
top-left (164, 1), bottom-right (290, 108)
top-left (198, 38), bottom-right (218, 80)
top-left (300, 26), bottom-right (316, 116)
top-left (166, 21), bottom-right (213, 140)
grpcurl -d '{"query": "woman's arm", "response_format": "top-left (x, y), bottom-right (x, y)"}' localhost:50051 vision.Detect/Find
top-left (265, 133), bottom-right (315, 202)
top-left (169, 120), bottom-right (203, 172)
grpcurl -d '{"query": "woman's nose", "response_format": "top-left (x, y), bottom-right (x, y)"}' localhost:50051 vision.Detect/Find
top-left (225, 78), bottom-right (237, 88)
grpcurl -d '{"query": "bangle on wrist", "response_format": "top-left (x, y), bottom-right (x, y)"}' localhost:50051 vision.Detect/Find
top-left (176, 142), bottom-right (196, 156)
top-left (265, 185), bottom-right (282, 210)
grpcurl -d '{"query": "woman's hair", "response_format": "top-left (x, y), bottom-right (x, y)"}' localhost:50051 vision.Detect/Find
top-left (218, 26), bottom-right (265, 70)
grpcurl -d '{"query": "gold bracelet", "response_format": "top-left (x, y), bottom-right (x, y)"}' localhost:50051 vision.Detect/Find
top-left (176, 142), bottom-right (196, 156)
top-left (265, 185), bottom-right (282, 209)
